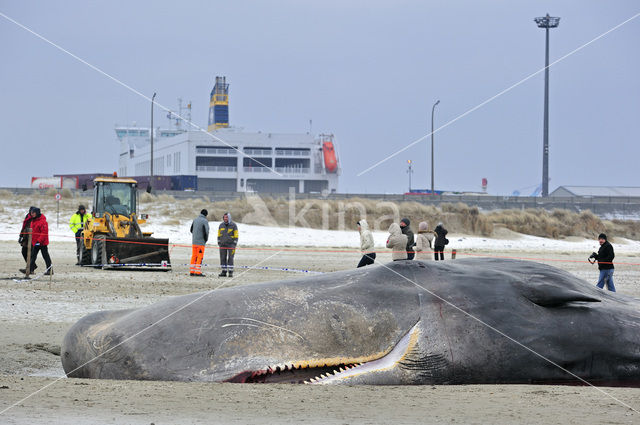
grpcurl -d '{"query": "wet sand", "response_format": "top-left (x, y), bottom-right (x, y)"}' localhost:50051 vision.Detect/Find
top-left (1, 240), bottom-right (640, 424)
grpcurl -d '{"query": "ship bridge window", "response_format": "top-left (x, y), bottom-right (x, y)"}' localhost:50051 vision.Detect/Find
top-left (160, 130), bottom-right (182, 137)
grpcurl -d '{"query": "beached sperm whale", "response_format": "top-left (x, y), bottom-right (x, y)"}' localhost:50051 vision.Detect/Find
top-left (61, 258), bottom-right (640, 386)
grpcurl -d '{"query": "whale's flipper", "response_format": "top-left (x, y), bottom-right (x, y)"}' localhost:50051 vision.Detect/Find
top-left (519, 283), bottom-right (601, 307)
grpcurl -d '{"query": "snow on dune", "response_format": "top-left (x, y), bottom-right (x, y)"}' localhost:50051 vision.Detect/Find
top-left (2, 201), bottom-right (640, 253)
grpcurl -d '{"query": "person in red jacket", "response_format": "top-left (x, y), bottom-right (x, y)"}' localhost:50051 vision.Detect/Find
top-left (20, 207), bottom-right (53, 275)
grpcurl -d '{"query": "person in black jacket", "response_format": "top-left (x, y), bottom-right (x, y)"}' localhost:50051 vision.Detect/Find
top-left (400, 218), bottom-right (415, 260)
top-left (433, 223), bottom-right (448, 261)
top-left (589, 233), bottom-right (615, 292)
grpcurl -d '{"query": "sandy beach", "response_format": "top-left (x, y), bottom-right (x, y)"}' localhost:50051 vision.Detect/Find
top-left (1, 238), bottom-right (640, 424)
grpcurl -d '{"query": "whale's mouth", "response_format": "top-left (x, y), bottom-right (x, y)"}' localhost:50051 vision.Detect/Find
top-left (225, 323), bottom-right (419, 384)
top-left (225, 361), bottom-right (365, 384)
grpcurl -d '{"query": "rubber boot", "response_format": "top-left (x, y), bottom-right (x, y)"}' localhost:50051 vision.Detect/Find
top-left (218, 271), bottom-right (227, 277)
top-left (228, 271), bottom-right (233, 278)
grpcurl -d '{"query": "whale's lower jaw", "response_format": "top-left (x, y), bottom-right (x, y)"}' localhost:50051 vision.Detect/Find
top-left (225, 323), bottom-right (420, 384)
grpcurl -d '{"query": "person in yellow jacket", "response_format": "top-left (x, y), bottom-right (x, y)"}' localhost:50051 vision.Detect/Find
top-left (217, 212), bottom-right (238, 277)
top-left (69, 204), bottom-right (92, 265)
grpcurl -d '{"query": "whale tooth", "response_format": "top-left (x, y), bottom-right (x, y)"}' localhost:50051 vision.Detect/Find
top-left (309, 378), bottom-right (316, 383)
top-left (339, 367), bottom-right (345, 372)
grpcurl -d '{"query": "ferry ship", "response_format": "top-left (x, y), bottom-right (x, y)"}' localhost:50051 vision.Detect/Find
top-left (116, 76), bottom-right (340, 194)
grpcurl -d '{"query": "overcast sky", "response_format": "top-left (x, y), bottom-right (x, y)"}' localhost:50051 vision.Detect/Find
top-left (1, 1), bottom-right (638, 195)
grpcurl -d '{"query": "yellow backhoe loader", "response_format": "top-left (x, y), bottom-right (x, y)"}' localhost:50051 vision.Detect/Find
top-left (78, 176), bottom-right (171, 270)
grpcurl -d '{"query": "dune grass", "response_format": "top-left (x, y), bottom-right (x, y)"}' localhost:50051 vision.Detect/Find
top-left (10, 190), bottom-right (640, 240)
top-left (138, 194), bottom-right (640, 239)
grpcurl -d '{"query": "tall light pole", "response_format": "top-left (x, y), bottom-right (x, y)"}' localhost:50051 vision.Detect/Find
top-left (150, 92), bottom-right (157, 180)
top-left (431, 99), bottom-right (440, 194)
top-left (534, 14), bottom-right (560, 197)
top-left (406, 159), bottom-right (413, 192)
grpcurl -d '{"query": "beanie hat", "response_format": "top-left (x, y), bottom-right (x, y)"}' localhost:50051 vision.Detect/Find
top-left (78, 204), bottom-right (86, 211)
top-left (400, 217), bottom-right (410, 226)
top-left (201, 209), bottom-right (208, 217)
top-left (598, 233), bottom-right (607, 241)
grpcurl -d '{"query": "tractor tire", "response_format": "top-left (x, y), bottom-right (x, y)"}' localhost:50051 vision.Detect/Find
top-left (91, 235), bottom-right (107, 267)
top-left (79, 234), bottom-right (91, 266)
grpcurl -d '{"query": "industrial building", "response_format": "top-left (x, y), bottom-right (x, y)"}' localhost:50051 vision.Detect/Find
top-left (550, 186), bottom-right (640, 198)
top-left (117, 77), bottom-right (340, 193)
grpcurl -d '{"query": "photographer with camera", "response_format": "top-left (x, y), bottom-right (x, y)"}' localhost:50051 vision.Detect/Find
top-left (589, 233), bottom-right (615, 292)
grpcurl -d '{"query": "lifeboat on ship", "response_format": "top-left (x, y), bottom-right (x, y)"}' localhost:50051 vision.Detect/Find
top-left (322, 141), bottom-right (338, 173)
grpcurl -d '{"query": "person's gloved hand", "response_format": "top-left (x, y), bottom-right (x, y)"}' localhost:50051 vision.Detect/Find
top-left (589, 252), bottom-right (597, 259)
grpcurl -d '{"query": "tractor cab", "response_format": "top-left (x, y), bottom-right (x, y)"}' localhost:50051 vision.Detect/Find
top-left (93, 179), bottom-right (137, 218)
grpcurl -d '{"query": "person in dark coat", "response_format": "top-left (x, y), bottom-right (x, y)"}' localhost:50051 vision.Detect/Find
top-left (19, 206), bottom-right (37, 266)
top-left (189, 209), bottom-right (210, 276)
top-left (400, 218), bottom-right (415, 260)
top-left (590, 233), bottom-right (615, 292)
top-left (433, 222), bottom-right (448, 261)
top-left (20, 207), bottom-right (53, 275)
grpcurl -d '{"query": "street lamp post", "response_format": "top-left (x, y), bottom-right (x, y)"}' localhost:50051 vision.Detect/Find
top-left (150, 92), bottom-right (157, 181)
top-left (534, 14), bottom-right (560, 197)
top-left (407, 159), bottom-right (413, 192)
top-left (431, 100), bottom-right (440, 195)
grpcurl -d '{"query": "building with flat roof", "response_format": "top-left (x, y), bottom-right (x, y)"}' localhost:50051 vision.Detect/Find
top-left (550, 186), bottom-right (640, 198)
top-left (116, 76), bottom-right (340, 193)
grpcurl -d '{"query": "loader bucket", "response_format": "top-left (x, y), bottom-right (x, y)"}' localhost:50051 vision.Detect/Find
top-left (104, 237), bottom-right (171, 270)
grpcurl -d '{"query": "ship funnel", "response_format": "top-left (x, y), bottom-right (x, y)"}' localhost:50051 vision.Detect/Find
top-left (208, 76), bottom-right (229, 131)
